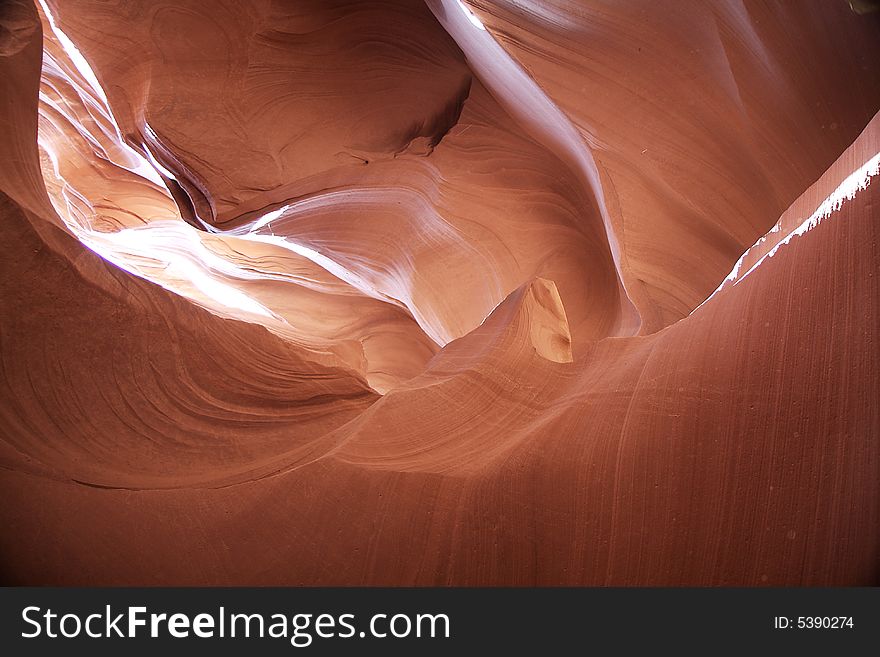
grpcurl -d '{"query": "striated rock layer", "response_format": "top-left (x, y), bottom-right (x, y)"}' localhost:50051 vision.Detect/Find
top-left (0, 0), bottom-right (878, 584)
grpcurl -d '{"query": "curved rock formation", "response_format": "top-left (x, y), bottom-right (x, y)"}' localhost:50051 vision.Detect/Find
top-left (0, 0), bottom-right (878, 585)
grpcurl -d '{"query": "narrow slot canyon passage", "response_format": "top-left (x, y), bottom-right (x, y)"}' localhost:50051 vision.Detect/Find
top-left (0, 0), bottom-right (878, 585)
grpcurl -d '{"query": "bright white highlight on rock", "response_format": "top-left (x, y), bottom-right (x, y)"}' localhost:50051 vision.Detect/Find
top-left (39, 0), bottom-right (169, 189)
top-left (733, 151), bottom-right (880, 283)
top-left (247, 233), bottom-right (401, 316)
top-left (36, 1), bottom-right (289, 322)
top-left (249, 205), bottom-right (291, 233)
top-left (694, 151), bottom-right (880, 313)
top-left (457, 0), bottom-right (486, 30)
top-left (80, 223), bottom-right (278, 319)
top-left (141, 124), bottom-right (180, 182)
top-left (38, 0), bottom-right (107, 105)
top-left (431, 0), bottom-right (640, 333)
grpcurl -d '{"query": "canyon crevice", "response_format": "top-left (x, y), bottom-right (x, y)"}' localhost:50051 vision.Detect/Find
top-left (0, 0), bottom-right (878, 585)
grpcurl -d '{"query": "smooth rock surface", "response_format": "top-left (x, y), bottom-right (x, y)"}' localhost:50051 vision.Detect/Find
top-left (0, 0), bottom-right (877, 585)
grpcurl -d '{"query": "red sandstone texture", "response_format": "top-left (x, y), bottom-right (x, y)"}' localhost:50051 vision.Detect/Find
top-left (0, 0), bottom-right (878, 585)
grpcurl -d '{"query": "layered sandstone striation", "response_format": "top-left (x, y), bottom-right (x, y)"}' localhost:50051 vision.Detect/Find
top-left (0, 0), bottom-right (878, 584)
